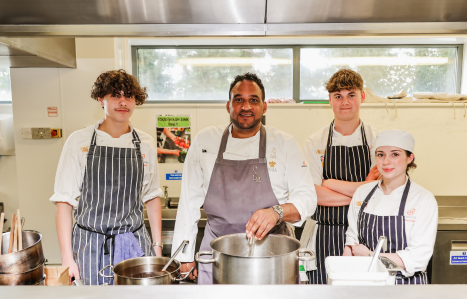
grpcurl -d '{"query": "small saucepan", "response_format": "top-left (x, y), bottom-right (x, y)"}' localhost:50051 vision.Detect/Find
top-left (99, 256), bottom-right (193, 285)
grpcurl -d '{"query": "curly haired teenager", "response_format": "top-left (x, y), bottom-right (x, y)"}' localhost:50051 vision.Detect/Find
top-left (51, 70), bottom-right (163, 285)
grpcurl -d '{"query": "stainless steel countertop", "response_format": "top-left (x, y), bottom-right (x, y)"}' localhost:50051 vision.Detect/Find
top-left (3, 285), bottom-right (467, 298)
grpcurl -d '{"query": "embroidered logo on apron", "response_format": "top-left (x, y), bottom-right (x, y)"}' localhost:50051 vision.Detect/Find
top-left (253, 165), bottom-right (261, 182)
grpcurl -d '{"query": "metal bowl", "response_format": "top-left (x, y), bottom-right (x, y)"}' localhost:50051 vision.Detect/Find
top-left (0, 230), bottom-right (45, 274)
top-left (0, 261), bottom-right (45, 285)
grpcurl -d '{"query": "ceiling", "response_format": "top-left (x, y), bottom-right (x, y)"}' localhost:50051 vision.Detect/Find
top-left (1, 0), bottom-right (467, 36)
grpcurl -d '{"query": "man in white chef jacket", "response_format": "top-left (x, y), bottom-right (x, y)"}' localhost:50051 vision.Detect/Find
top-left (172, 72), bottom-right (317, 284)
top-left (303, 69), bottom-right (380, 284)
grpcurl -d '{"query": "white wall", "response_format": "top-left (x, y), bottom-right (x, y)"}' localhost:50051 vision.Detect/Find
top-left (2, 37), bottom-right (467, 264)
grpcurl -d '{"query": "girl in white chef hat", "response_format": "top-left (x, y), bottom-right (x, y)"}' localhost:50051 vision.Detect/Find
top-left (343, 130), bottom-right (438, 284)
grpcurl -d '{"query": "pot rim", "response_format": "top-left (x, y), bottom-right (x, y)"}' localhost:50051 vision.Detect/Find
top-left (113, 256), bottom-right (181, 280)
top-left (0, 260), bottom-right (45, 276)
top-left (1, 230), bottom-right (42, 256)
top-left (209, 233), bottom-right (302, 259)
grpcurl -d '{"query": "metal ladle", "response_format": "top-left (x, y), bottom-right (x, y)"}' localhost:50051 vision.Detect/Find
top-left (161, 240), bottom-right (189, 272)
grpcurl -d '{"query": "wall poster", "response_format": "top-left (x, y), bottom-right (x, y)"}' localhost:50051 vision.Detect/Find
top-left (156, 115), bottom-right (191, 163)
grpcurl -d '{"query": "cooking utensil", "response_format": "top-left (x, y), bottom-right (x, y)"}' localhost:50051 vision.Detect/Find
top-left (8, 214), bottom-right (15, 254)
top-left (0, 213), bottom-right (4, 255)
top-left (99, 256), bottom-right (194, 285)
top-left (161, 240), bottom-right (188, 272)
top-left (0, 230), bottom-right (45, 274)
top-left (17, 209), bottom-right (22, 251)
top-left (0, 261), bottom-right (45, 285)
top-left (13, 214), bottom-right (18, 253)
top-left (195, 233), bottom-right (315, 285)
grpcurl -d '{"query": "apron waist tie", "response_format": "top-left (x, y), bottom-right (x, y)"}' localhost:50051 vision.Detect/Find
top-left (76, 223), bottom-right (144, 255)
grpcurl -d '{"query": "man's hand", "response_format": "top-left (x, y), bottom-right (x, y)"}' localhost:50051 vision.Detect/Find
top-left (365, 166), bottom-right (381, 181)
top-left (351, 242), bottom-right (372, 256)
top-left (246, 208), bottom-right (280, 240)
top-left (180, 262), bottom-right (197, 280)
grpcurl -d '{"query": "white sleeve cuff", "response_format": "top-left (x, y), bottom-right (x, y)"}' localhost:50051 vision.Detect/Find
top-left (345, 236), bottom-right (359, 247)
top-left (142, 188), bottom-right (164, 203)
top-left (396, 250), bottom-right (415, 277)
top-left (171, 233), bottom-right (199, 263)
top-left (49, 193), bottom-right (79, 208)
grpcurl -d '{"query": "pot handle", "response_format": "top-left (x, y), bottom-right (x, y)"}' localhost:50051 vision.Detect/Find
top-left (98, 264), bottom-right (114, 278)
top-left (173, 267), bottom-right (195, 282)
top-left (298, 248), bottom-right (316, 261)
top-left (195, 250), bottom-right (215, 264)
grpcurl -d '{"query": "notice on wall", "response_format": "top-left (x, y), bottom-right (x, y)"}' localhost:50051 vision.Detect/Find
top-left (166, 170), bottom-right (183, 180)
top-left (48, 107), bottom-right (58, 117)
top-left (450, 251), bottom-right (467, 265)
top-left (156, 115), bottom-right (191, 164)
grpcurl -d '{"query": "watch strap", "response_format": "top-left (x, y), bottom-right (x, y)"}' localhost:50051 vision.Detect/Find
top-left (152, 242), bottom-right (164, 249)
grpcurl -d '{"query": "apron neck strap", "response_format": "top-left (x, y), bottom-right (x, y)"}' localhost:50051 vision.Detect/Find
top-left (216, 123), bottom-right (266, 162)
top-left (398, 179), bottom-right (411, 216)
top-left (326, 119), bottom-right (368, 148)
top-left (359, 179), bottom-right (412, 217)
top-left (90, 129), bottom-right (141, 149)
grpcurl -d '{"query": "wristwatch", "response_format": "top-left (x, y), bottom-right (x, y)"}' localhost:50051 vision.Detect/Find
top-left (152, 242), bottom-right (164, 249)
top-left (272, 205), bottom-right (283, 225)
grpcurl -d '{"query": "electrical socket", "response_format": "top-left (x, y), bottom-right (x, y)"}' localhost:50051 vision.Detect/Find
top-left (32, 127), bottom-right (52, 139)
top-left (21, 128), bottom-right (32, 139)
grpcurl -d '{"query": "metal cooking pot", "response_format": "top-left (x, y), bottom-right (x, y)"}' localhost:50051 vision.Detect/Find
top-left (195, 233), bottom-right (315, 284)
top-left (99, 256), bottom-right (193, 285)
top-left (0, 230), bottom-right (45, 274)
top-left (0, 261), bottom-right (45, 285)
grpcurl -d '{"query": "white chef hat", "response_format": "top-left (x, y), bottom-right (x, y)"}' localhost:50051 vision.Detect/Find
top-left (375, 130), bottom-right (415, 153)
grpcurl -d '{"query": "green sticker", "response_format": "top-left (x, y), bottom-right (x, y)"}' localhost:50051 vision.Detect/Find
top-left (157, 116), bottom-right (190, 128)
top-left (299, 265), bottom-right (305, 272)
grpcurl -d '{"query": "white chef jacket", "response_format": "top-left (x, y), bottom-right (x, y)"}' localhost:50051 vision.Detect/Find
top-left (345, 178), bottom-right (438, 276)
top-left (172, 124), bottom-right (318, 262)
top-left (304, 121), bottom-right (378, 186)
top-left (50, 118), bottom-right (163, 207)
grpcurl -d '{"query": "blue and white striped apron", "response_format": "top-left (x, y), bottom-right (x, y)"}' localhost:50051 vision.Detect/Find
top-left (358, 179), bottom-right (429, 284)
top-left (72, 129), bottom-right (154, 285)
top-left (308, 121), bottom-right (372, 284)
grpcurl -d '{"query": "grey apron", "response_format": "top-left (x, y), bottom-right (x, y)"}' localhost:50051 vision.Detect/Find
top-left (72, 129), bottom-right (154, 285)
top-left (198, 124), bottom-right (287, 284)
top-left (358, 179), bottom-right (429, 284)
top-left (308, 120), bottom-right (372, 284)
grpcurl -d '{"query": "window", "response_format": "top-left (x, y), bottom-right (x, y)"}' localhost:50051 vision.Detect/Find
top-left (300, 47), bottom-right (459, 100)
top-left (134, 47), bottom-right (293, 102)
top-left (133, 45), bottom-right (462, 102)
top-left (0, 67), bottom-right (12, 103)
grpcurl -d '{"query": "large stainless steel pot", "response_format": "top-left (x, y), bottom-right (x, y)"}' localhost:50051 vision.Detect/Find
top-left (0, 261), bottom-right (45, 285)
top-left (0, 230), bottom-right (45, 274)
top-left (99, 256), bottom-right (193, 285)
top-left (195, 233), bottom-right (315, 284)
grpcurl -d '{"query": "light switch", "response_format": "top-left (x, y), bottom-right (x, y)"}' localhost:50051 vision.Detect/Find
top-left (31, 127), bottom-right (52, 139)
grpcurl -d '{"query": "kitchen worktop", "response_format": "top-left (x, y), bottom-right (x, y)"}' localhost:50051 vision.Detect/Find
top-left (3, 285), bottom-right (467, 299)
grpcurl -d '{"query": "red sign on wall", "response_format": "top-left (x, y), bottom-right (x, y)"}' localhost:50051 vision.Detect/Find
top-left (48, 107), bottom-right (58, 117)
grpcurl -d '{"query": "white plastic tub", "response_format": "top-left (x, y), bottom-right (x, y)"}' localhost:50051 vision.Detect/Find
top-left (325, 256), bottom-right (395, 286)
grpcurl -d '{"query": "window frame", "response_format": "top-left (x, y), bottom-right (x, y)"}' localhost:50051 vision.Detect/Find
top-left (132, 44), bottom-right (463, 103)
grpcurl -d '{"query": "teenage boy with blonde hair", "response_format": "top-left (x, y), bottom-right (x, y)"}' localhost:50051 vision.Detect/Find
top-left (303, 69), bottom-right (380, 284)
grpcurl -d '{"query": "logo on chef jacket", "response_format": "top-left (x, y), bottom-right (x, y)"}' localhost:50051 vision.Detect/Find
top-left (407, 209), bottom-right (416, 216)
top-left (301, 161), bottom-right (307, 167)
top-left (317, 149), bottom-right (325, 155)
top-left (320, 155), bottom-right (325, 167)
top-left (80, 146), bottom-right (89, 153)
top-left (268, 161), bottom-right (277, 172)
top-left (270, 147), bottom-right (277, 159)
top-left (356, 201), bottom-right (362, 206)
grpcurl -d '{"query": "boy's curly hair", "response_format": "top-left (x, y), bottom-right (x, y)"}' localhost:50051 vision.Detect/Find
top-left (91, 69), bottom-right (148, 105)
top-left (326, 69), bottom-right (364, 93)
